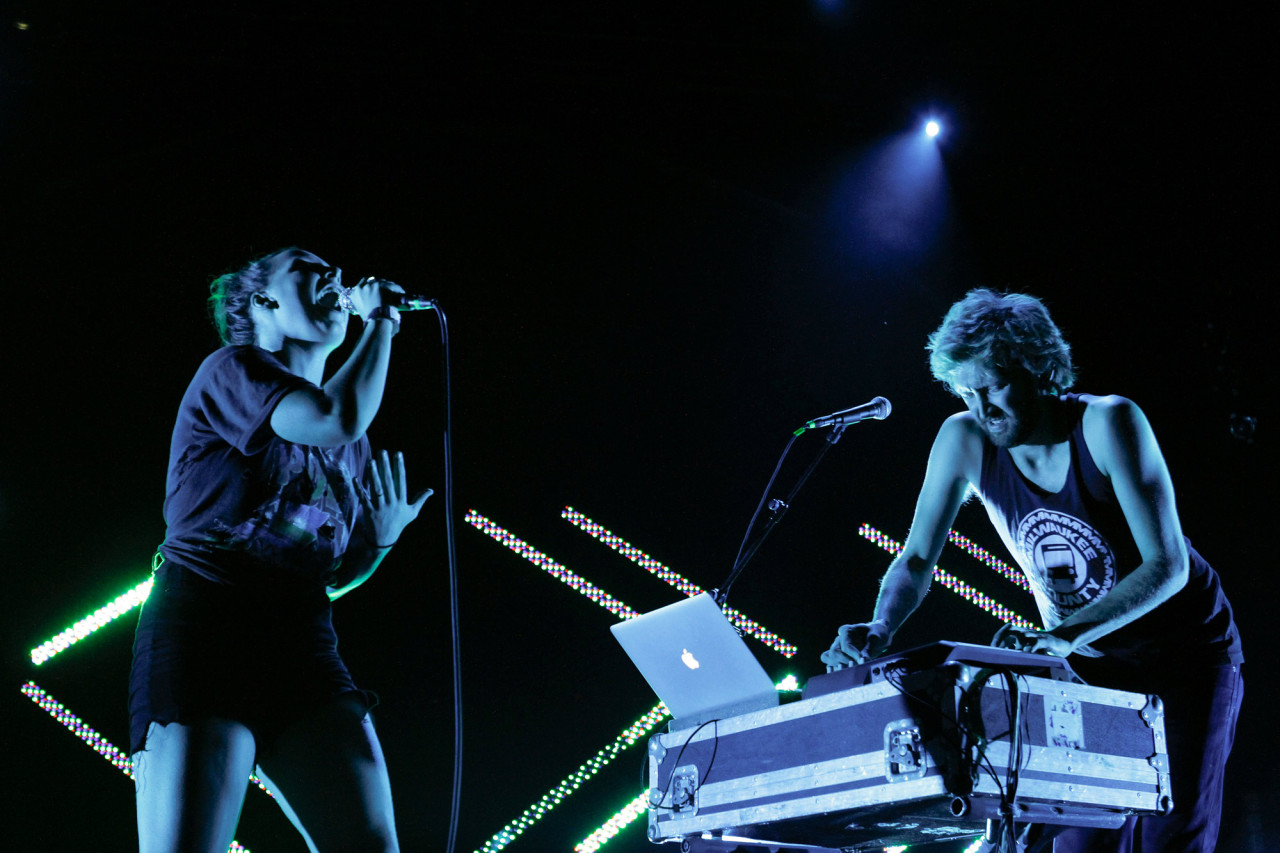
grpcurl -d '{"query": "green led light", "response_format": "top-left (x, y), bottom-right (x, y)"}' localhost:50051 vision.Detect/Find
top-left (31, 576), bottom-right (154, 665)
top-left (574, 792), bottom-right (650, 853)
top-left (474, 705), bottom-right (670, 853)
top-left (776, 674), bottom-right (801, 692)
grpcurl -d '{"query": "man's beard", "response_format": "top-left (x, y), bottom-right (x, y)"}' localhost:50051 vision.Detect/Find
top-left (982, 404), bottom-right (1036, 447)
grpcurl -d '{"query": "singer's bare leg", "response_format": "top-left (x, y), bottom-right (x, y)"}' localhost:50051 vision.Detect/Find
top-left (254, 694), bottom-right (399, 853)
top-left (133, 718), bottom-right (257, 853)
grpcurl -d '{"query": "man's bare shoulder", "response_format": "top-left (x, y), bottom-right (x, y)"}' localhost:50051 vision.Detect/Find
top-left (1078, 394), bottom-right (1143, 431)
top-left (939, 409), bottom-right (987, 442)
top-left (1078, 394), bottom-right (1150, 477)
top-left (1077, 392), bottom-right (1137, 410)
top-left (934, 411), bottom-right (987, 480)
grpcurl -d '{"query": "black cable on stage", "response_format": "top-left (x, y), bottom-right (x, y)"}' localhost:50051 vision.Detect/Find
top-left (421, 303), bottom-right (464, 853)
top-left (647, 718), bottom-right (722, 812)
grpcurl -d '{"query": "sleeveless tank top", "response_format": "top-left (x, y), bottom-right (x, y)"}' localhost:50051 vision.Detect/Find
top-left (977, 395), bottom-right (1241, 667)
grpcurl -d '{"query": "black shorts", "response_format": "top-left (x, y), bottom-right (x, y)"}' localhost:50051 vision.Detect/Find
top-left (128, 561), bottom-right (377, 756)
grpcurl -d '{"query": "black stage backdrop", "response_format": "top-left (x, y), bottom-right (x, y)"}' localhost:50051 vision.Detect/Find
top-left (1, 3), bottom-right (1272, 851)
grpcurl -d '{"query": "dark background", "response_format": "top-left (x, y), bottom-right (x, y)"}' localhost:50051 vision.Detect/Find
top-left (1, 2), bottom-right (1271, 851)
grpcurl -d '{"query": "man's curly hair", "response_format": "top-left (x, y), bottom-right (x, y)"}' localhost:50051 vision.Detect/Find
top-left (926, 289), bottom-right (1076, 394)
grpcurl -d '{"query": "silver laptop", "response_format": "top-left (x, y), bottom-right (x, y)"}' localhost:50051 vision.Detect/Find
top-left (611, 593), bottom-right (779, 729)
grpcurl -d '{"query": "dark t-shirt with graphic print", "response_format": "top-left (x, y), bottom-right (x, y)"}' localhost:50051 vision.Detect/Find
top-left (977, 394), bottom-right (1241, 668)
top-left (159, 346), bottom-right (370, 591)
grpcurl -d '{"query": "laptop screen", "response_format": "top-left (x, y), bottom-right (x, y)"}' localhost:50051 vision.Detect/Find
top-left (611, 593), bottom-right (779, 728)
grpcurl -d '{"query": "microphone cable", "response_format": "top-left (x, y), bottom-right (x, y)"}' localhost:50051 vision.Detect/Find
top-left (420, 301), bottom-right (464, 853)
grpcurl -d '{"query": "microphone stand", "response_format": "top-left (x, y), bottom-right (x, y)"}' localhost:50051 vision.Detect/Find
top-left (715, 422), bottom-right (849, 607)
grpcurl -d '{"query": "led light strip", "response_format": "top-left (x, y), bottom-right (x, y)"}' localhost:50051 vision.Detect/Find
top-left (574, 792), bottom-right (650, 853)
top-left (561, 507), bottom-right (703, 596)
top-left (22, 681), bottom-right (135, 776)
top-left (31, 576), bottom-right (154, 665)
top-left (947, 530), bottom-right (1030, 591)
top-left (561, 507), bottom-right (798, 658)
top-left (466, 510), bottom-right (642, 620)
top-left (474, 704), bottom-right (670, 853)
top-left (859, 524), bottom-right (1035, 629)
top-left (570, 679), bottom-right (801, 853)
top-left (20, 682), bottom-right (259, 851)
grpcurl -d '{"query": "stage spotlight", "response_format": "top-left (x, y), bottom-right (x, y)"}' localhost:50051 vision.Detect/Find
top-left (925, 120), bottom-right (941, 138)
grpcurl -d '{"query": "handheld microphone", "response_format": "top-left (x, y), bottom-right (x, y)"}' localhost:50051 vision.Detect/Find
top-left (383, 291), bottom-right (437, 312)
top-left (804, 396), bottom-right (891, 430)
top-left (325, 280), bottom-right (437, 313)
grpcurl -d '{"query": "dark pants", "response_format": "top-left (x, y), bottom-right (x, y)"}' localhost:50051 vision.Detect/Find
top-left (1043, 660), bottom-right (1243, 853)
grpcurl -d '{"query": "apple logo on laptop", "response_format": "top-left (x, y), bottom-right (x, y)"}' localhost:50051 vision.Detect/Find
top-left (681, 648), bottom-right (701, 670)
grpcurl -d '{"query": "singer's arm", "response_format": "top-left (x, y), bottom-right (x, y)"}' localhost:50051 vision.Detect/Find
top-left (272, 316), bottom-right (397, 446)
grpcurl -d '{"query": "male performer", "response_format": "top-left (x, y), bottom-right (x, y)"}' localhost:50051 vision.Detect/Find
top-left (822, 289), bottom-right (1242, 852)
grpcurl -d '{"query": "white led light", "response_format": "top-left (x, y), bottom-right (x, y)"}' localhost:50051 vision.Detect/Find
top-left (948, 529), bottom-right (1030, 589)
top-left (466, 510), bottom-right (641, 620)
top-left (21, 682), bottom-right (260, 851)
top-left (562, 507), bottom-right (798, 658)
top-left (860, 524), bottom-right (1034, 628)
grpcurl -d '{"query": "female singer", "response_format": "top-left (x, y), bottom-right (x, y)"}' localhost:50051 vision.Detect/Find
top-left (129, 247), bottom-right (430, 852)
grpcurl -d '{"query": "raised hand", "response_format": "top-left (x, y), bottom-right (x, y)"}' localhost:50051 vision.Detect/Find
top-left (360, 449), bottom-right (432, 549)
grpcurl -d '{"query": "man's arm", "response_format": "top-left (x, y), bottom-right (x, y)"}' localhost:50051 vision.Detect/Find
top-left (1048, 396), bottom-right (1189, 649)
top-left (824, 413), bottom-right (981, 668)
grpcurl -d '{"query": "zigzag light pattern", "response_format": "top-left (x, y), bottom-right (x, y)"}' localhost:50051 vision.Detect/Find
top-left (561, 507), bottom-right (797, 658)
top-left (31, 576), bottom-right (154, 665)
top-left (474, 704), bottom-right (670, 853)
top-left (465, 510), bottom-right (640, 620)
top-left (859, 524), bottom-right (1035, 629)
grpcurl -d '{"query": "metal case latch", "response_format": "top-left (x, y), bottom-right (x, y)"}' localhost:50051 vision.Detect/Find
top-left (670, 765), bottom-right (700, 815)
top-left (885, 720), bottom-right (927, 782)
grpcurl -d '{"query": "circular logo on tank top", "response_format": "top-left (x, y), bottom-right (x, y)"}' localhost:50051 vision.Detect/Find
top-left (1015, 509), bottom-right (1117, 614)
